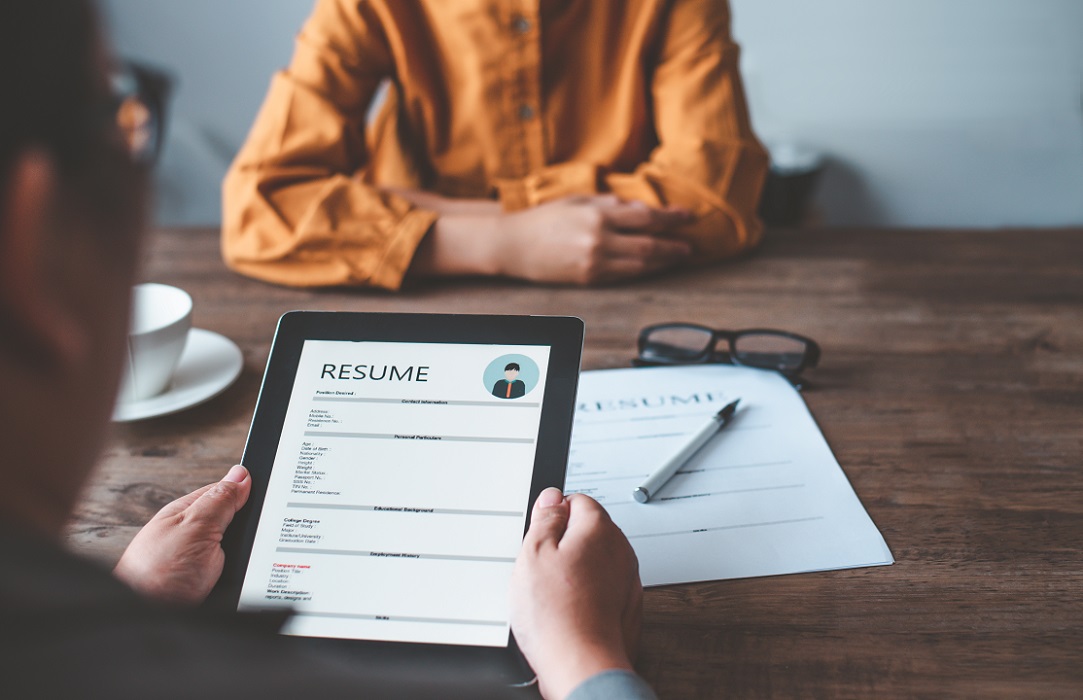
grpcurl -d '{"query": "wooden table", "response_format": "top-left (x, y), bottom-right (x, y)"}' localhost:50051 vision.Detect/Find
top-left (69, 227), bottom-right (1083, 698)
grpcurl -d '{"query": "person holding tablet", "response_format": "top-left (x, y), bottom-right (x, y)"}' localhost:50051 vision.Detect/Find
top-left (222, 0), bottom-right (768, 290)
top-left (0, 2), bottom-right (656, 698)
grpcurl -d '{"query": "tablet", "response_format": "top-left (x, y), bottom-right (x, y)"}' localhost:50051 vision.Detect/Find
top-left (213, 312), bottom-right (584, 684)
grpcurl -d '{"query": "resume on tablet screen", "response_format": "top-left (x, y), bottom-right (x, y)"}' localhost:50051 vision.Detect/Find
top-left (238, 340), bottom-right (551, 647)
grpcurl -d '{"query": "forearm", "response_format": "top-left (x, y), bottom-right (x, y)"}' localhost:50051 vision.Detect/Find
top-left (222, 49), bottom-right (424, 289)
top-left (385, 188), bottom-right (504, 279)
top-left (222, 167), bottom-right (437, 289)
top-left (407, 209), bottom-right (503, 278)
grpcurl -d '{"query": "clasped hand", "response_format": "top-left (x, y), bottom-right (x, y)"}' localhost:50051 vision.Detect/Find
top-left (494, 195), bottom-right (695, 285)
top-left (405, 191), bottom-right (695, 286)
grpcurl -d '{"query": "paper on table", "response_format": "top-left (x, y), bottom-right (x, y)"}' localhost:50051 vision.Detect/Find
top-left (566, 365), bottom-right (893, 586)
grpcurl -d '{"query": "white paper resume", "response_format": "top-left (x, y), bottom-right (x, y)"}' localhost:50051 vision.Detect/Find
top-left (238, 340), bottom-right (551, 647)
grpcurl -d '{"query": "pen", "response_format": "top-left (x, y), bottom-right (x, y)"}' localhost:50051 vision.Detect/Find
top-left (632, 398), bottom-right (741, 504)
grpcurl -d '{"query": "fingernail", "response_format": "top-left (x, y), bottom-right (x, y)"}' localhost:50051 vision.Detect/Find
top-left (223, 465), bottom-right (248, 483)
top-left (536, 487), bottom-right (565, 508)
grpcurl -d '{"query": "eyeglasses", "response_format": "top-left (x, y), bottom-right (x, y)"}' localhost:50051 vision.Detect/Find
top-left (635, 323), bottom-right (821, 385)
top-left (106, 62), bottom-right (170, 166)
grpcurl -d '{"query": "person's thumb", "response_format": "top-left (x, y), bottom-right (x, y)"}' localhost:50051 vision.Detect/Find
top-left (183, 465), bottom-right (251, 535)
top-left (523, 487), bottom-right (570, 550)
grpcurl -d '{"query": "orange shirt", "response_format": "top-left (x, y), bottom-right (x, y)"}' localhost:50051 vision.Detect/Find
top-left (222, 0), bottom-right (768, 290)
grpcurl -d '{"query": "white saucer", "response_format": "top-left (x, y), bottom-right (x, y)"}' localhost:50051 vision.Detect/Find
top-left (113, 328), bottom-right (244, 422)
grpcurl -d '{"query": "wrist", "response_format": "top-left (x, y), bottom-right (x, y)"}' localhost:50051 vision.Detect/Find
top-left (114, 556), bottom-right (167, 602)
top-left (488, 211), bottom-right (517, 278)
top-left (537, 641), bottom-right (634, 700)
top-left (412, 211), bottom-right (503, 278)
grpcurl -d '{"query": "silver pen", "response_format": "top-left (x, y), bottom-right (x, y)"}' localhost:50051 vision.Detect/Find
top-left (632, 399), bottom-right (741, 504)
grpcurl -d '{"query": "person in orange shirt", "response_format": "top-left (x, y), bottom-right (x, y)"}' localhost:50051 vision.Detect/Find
top-left (223, 0), bottom-right (768, 290)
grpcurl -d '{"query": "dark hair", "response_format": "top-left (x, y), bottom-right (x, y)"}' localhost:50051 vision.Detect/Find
top-left (0, 0), bottom-right (102, 189)
top-left (0, 0), bottom-right (146, 231)
top-left (504, 362), bottom-right (520, 372)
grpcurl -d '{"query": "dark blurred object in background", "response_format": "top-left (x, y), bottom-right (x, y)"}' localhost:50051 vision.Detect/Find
top-left (758, 143), bottom-right (824, 227)
top-left (124, 60), bottom-right (173, 164)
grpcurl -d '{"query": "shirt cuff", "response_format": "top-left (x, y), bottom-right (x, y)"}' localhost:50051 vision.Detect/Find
top-left (565, 669), bottom-right (659, 700)
top-left (365, 207), bottom-right (439, 291)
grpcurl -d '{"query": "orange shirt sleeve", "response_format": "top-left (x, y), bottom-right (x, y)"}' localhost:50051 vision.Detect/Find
top-left (496, 0), bottom-right (769, 262)
top-left (221, 0), bottom-right (437, 290)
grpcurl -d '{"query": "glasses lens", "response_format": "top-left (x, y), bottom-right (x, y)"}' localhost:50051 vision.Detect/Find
top-left (732, 333), bottom-right (809, 372)
top-left (117, 96), bottom-right (155, 157)
top-left (110, 68), bottom-right (159, 164)
top-left (641, 326), bottom-right (714, 362)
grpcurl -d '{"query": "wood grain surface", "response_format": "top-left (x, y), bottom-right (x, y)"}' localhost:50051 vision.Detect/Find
top-left (68, 227), bottom-right (1083, 698)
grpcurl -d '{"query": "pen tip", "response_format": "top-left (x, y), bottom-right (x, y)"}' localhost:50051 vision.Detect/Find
top-left (717, 398), bottom-right (740, 419)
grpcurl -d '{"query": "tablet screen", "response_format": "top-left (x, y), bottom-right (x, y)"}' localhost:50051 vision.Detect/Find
top-left (237, 339), bottom-right (551, 647)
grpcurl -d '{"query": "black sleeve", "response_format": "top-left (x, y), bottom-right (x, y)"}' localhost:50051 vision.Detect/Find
top-left (3, 607), bottom-right (523, 700)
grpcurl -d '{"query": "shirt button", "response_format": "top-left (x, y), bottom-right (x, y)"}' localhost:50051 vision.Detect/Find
top-left (512, 16), bottom-right (532, 33)
top-left (518, 104), bottom-right (535, 121)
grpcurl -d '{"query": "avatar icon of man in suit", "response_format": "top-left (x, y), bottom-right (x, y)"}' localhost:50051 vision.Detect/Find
top-left (492, 363), bottom-right (527, 399)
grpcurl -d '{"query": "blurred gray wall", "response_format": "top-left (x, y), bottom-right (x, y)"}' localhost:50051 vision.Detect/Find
top-left (100, 0), bottom-right (1083, 228)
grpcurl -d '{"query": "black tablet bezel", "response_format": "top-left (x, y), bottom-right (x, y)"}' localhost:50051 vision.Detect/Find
top-left (210, 311), bottom-right (584, 684)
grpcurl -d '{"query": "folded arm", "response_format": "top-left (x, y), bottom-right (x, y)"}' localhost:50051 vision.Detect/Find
top-left (494, 0), bottom-right (769, 261)
top-left (222, 0), bottom-right (436, 290)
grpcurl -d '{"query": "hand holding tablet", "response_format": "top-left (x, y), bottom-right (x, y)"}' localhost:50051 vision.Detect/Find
top-left (511, 488), bottom-right (643, 699)
top-left (212, 312), bottom-right (586, 685)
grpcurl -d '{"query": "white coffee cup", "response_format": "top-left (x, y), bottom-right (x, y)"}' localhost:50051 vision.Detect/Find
top-left (117, 283), bottom-right (193, 403)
